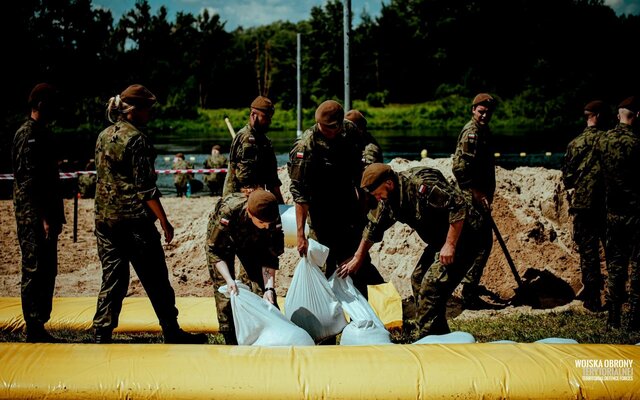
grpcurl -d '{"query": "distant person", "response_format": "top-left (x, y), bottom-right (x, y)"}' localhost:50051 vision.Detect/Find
top-left (203, 144), bottom-right (227, 196)
top-left (562, 100), bottom-right (608, 312)
top-left (206, 189), bottom-right (284, 344)
top-left (223, 96), bottom-right (284, 203)
top-left (12, 83), bottom-right (66, 343)
top-left (344, 109), bottom-right (384, 167)
top-left (172, 153), bottom-right (193, 197)
top-left (340, 163), bottom-right (486, 336)
top-left (451, 93), bottom-right (497, 309)
top-left (78, 159), bottom-right (97, 199)
top-left (92, 84), bottom-right (207, 344)
top-left (596, 96), bottom-right (640, 330)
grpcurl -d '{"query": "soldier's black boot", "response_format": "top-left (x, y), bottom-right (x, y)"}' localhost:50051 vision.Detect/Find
top-left (26, 323), bottom-right (62, 343)
top-left (94, 327), bottom-right (113, 344)
top-left (222, 331), bottom-right (238, 345)
top-left (607, 303), bottom-right (621, 329)
top-left (162, 322), bottom-right (208, 344)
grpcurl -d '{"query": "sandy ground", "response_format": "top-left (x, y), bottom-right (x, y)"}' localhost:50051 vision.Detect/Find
top-left (1, 157), bottom-right (593, 312)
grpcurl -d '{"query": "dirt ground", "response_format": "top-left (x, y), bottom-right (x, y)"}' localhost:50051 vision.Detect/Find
top-left (1, 157), bottom-right (592, 312)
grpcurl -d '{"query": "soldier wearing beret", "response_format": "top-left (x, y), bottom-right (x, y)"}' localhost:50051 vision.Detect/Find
top-left (596, 95), bottom-right (640, 329)
top-left (203, 144), bottom-right (227, 196)
top-left (562, 100), bottom-right (609, 312)
top-left (12, 83), bottom-right (66, 342)
top-left (451, 93), bottom-right (497, 309)
top-left (345, 109), bottom-right (384, 167)
top-left (172, 152), bottom-right (193, 197)
top-left (206, 189), bottom-right (284, 344)
top-left (288, 100), bottom-right (384, 299)
top-left (339, 163), bottom-right (486, 336)
top-left (92, 84), bottom-right (207, 344)
top-left (223, 96), bottom-right (283, 203)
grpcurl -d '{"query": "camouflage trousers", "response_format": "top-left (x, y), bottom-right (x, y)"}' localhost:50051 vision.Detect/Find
top-left (459, 219), bottom-right (493, 300)
top-left (415, 229), bottom-right (487, 337)
top-left (604, 213), bottom-right (640, 310)
top-left (572, 209), bottom-right (606, 298)
top-left (93, 219), bottom-right (179, 330)
top-left (16, 219), bottom-right (58, 327)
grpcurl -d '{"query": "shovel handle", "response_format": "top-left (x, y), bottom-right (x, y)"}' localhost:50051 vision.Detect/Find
top-left (223, 115), bottom-right (236, 139)
top-left (483, 205), bottom-right (524, 288)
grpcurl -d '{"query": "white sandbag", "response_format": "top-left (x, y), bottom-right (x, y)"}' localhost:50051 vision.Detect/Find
top-left (219, 282), bottom-right (315, 346)
top-left (329, 273), bottom-right (391, 345)
top-left (413, 331), bottom-right (476, 344)
top-left (489, 340), bottom-right (518, 344)
top-left (284, 239), bottom-right (347, 341)
top-left (535, 337), bottom-right (578, 344)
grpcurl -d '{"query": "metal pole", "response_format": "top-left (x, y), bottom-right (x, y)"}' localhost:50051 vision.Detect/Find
top-left (343, 0), bottom-right (351, 111)
top-left (296, 33), bottom-right (302, 137)
top-left (73, 179), bottom-right (78, 243)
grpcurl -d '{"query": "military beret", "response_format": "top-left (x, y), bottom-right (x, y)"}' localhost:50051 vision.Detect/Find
top-left (345, 109), bottom-right (367, 130)
top-left (120, 84), bottom-right (157, 108)
top-left (247, 189), bottom-right (279, 223)
top-left (28, 83), bottom-right (57, 107)
top-left (212, 145), bottom-right (221, 151)
top-left (584, 100), bottom-right (605, 114)
top-left (472, 93), bottom-right (496, 108)
top-left (251, 96), bottom-right (275, 114)
top-left (361, 163), bottom-right (393, 193)
top-left (618, 96), bottom-right (639, 113)
top-left (315, 100), bottom-right (344, 125)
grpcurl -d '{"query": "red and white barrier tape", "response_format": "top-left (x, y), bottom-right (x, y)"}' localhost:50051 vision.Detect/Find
top-left (0, 169), bottom-right (227, 180)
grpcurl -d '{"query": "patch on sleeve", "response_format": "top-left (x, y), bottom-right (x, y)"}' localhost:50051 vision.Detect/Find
top-left (418, 184), bottom-right (427, 195)
top-left (468, 132), bottom-right (477, 143)
top-left (220, 217), bottom-right (229, 226)
top-left (296, 152), bottom-right (304, 159)
top-left (248, 135), bottom-right (256, 144)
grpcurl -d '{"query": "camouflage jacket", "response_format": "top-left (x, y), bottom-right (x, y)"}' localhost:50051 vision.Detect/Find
top-left (562, 126), bottom-right (605, 210)
top-left (288, 120), bottom-right (363, 232)
top-left (597, 123), bottom-right (640, 215)
top-left (172, 158), bottom-right (192, 186)
top-left (358, 130), bottom-right (384, 167)
top-left (223, 124), bottom-right (280, 195)
top-left (452, 119), bottom-right (496, 199)
top-left (203, 153), bottom-right (228, 183)
top-left (94, 120), bottom-right (160, 222)
top-left (206, 193), bottom-right (284, 271)
top-left (363, 167), bottom-right (476, 247)
top-left (12, 118), bottom-right (65, 226)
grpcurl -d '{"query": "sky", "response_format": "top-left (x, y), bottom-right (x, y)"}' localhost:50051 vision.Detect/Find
top-left (94, 0), bottom-right (640, 31)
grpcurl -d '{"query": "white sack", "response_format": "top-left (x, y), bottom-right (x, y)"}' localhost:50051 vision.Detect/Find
top-left (413, 331), bottom-right (476, 344)
top-left (284, 239), bottom-right (347, 341)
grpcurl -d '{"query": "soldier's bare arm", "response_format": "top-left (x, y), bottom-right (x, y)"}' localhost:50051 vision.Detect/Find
top-left (145, 198), bottom-right (174, 243)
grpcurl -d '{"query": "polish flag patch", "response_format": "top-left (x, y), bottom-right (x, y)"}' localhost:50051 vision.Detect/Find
top-left (418, 184), bottom-right (427, 194)
top-left (296, 152), bottom-right (304, 159)
top-left (220, 217), bottom-right (229, 226)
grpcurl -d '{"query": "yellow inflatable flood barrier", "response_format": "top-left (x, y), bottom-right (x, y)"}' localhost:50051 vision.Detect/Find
top-left (0, 342), bottom-right (638, 399)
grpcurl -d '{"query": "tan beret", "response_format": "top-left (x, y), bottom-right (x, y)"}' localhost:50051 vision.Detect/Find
top-left (315, 100), bottom-right (344, 125)
top-left (345, 109), bottom-right (367, 130)
top-left (251, 96), bottom-right (275, 114)
top-left (618, 96), bottom-right (639, 113)
top-left (247, 189), bottom-right (279, 223)
top-left (121, 84), bottom-right (157, 108)
top-left (584, 100), bottom-right (605, 113)
top-left (472, 93), bottom-right (496, 108)
top-left (28, 83), bottom-right (57, 106)
top-left (361, 163), bottom-right (393, 193)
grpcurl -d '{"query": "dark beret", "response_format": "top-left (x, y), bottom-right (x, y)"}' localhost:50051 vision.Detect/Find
top-left (361, 163), bottom-right (393, 193)
top-left (247, 189), bottom-right (279, 223)
top-left (251, 96), bottom-right (275, 115)
top-left (472, 93), bottom-right (496, 108)
top-left (212, 145), bottom-right (221, 151)
top-left (345, 109), bottom-right (367, 130)
top-left (584, 100), bottom-right (605, 113)
top-left (618, 96), bottom-right (639, 113)
top-left (315, 100), bottom-right (344, 125)
top-left (121, 84), bottom-right (157, 108)
top-left (28, 83), bottom-right (57, 107)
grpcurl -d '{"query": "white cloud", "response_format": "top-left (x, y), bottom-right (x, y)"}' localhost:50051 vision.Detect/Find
top-left (604, 0), bottom-right (640, 15)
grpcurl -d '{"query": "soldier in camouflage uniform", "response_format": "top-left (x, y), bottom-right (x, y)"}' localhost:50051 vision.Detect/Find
top-left (77, 159), bottom-right (96, 198)
top-left (451, 93), bottom-right (497, 309)
top-left (12, 83), bottom-right (65, 343)
top-left (92, 84), bottom-right (207, 344)
top-left (172, 153), bottom-right (192, 197)
top-left (203, 145), bottom-right (227, 196)
top-left (340, 163), bottom-right (485, 336)
top-left (596, 96), bottom-right (640, 330)
top-left (206, 189), bottom-right (284, 344)
top-left (345, 109), bottom-right (384, 167)
top-left (288, 100), bottom-right (384, 300)
top-left (223, 96), bottom-right (283, 203)
top-left (562, 100), bottom-right (608, 312)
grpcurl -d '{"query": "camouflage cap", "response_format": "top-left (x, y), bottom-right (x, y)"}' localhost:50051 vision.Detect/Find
top-left (315, 100), bottom-right (344, 125)
top-left (28, 83), bottom-right (58, 107)
top-left (247, 189), bottom-right (279, 223)
top-left (472, 93), bottom-right (496, 108)
top-left (251, 96), bottom-right (275, 115)
top-left (584, 100), bottom-right (605, 113)
top-left (361, 163), bottom-right (393, 193)
top-left (345, 109), bottom-right (367, 130)
top-left (121, 84), bottom-right (157, 108)
top-left (618, 96), bottom-right (639, 113)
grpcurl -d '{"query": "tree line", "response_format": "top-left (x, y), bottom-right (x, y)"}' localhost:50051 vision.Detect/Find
top-left (1, 0), bottom-right (639, 172)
